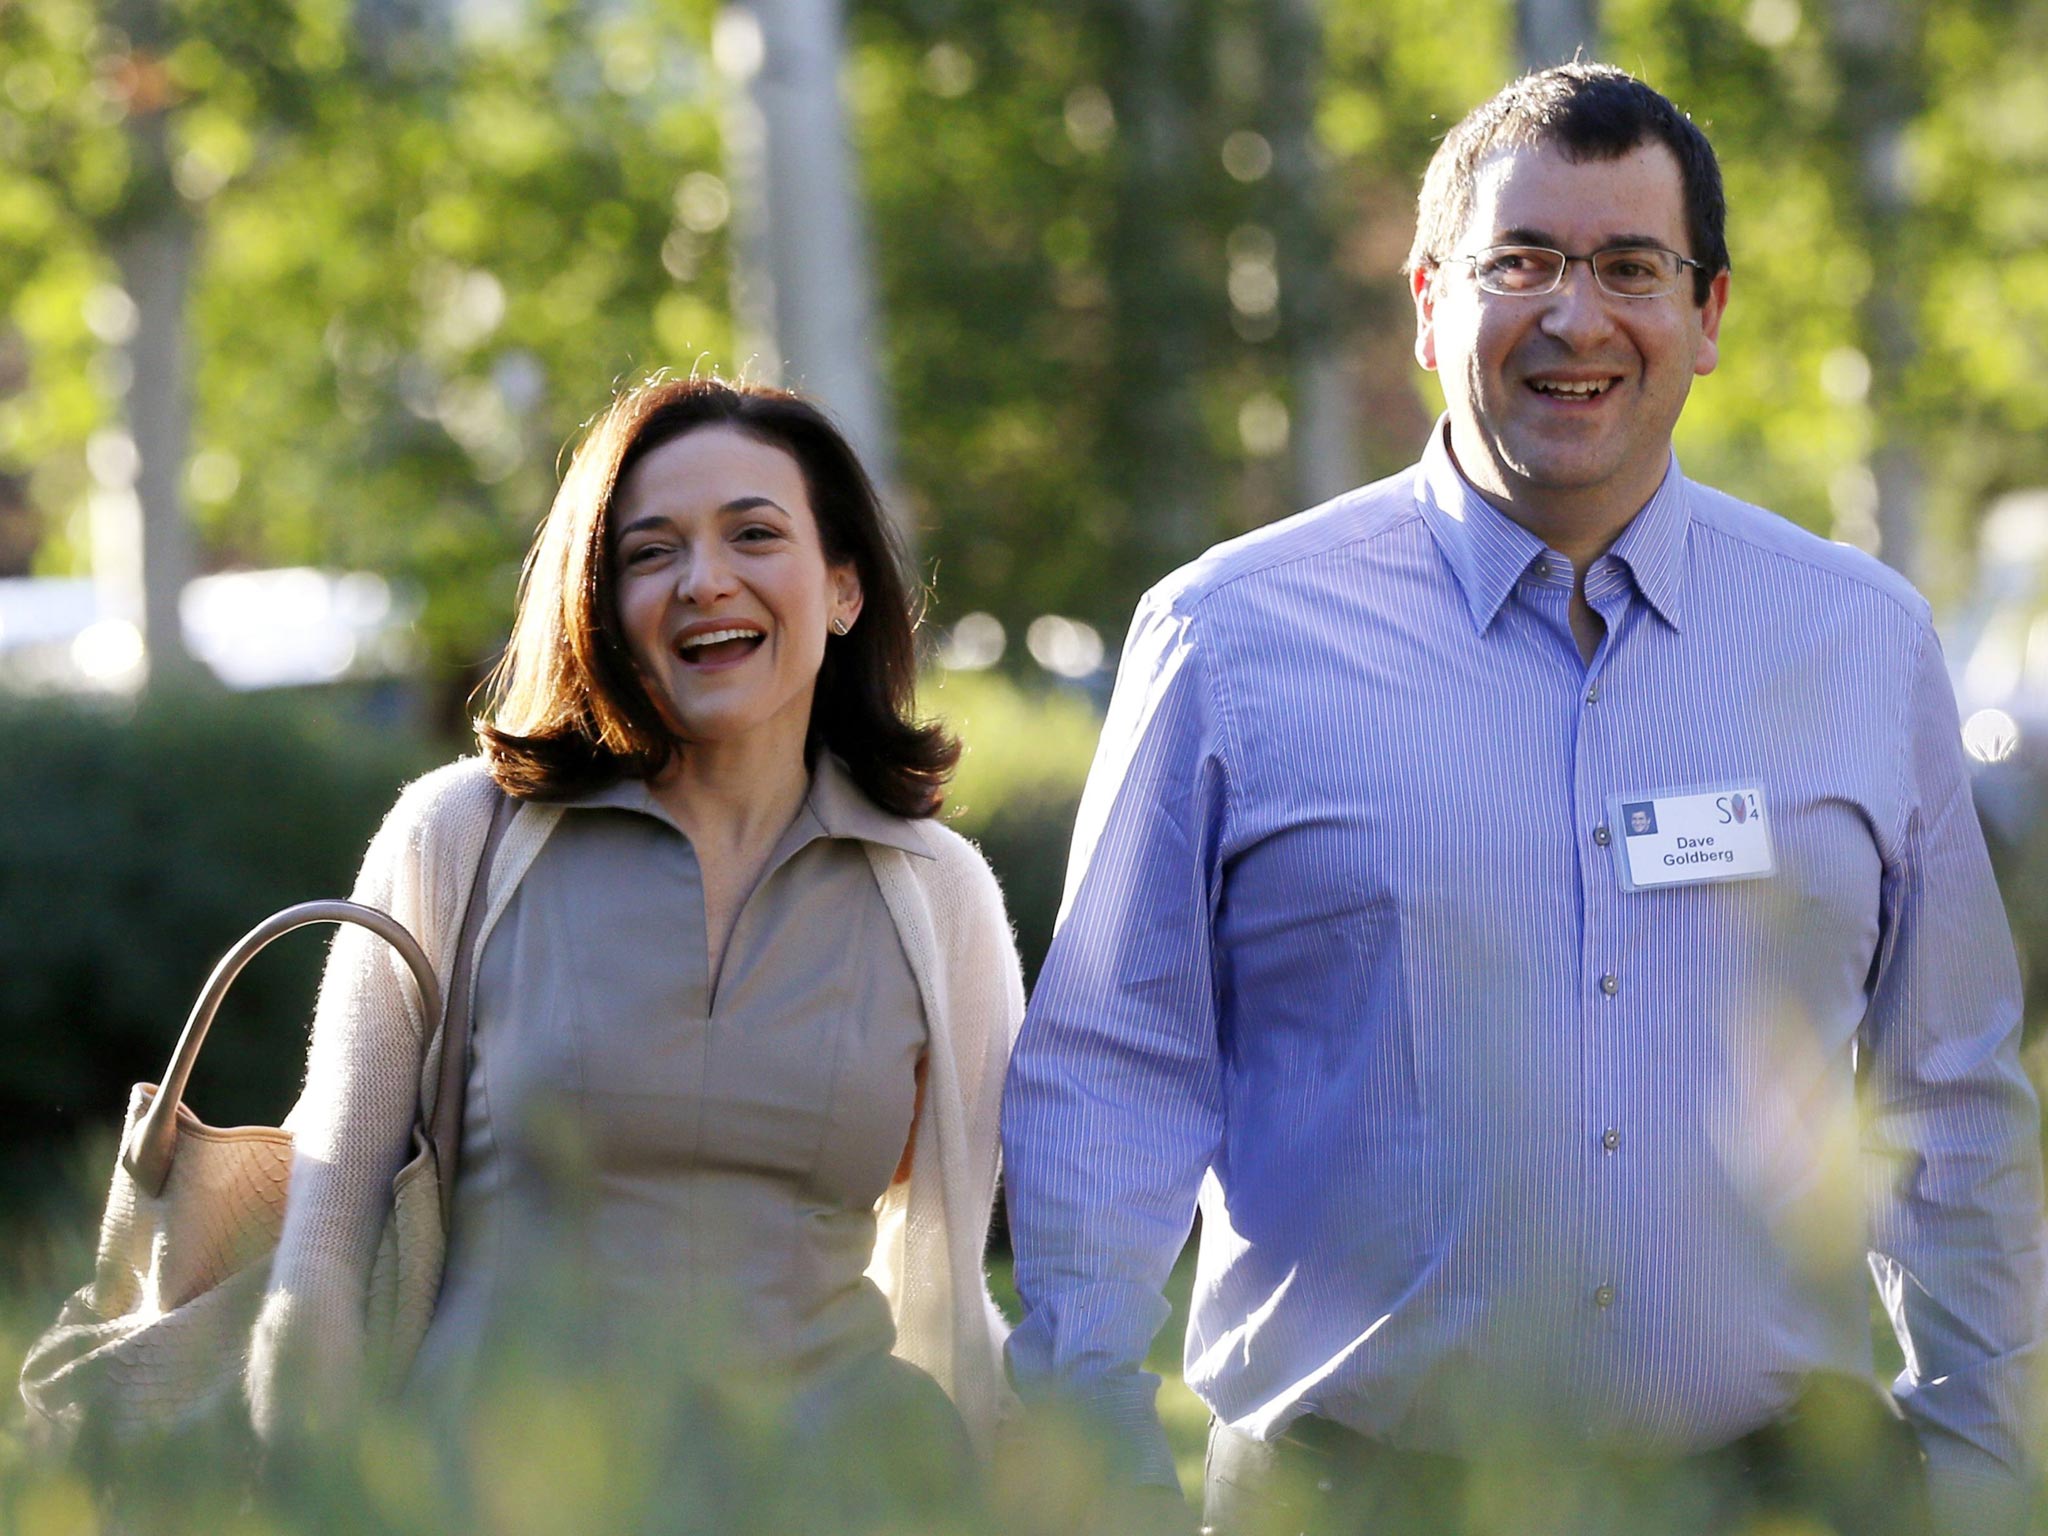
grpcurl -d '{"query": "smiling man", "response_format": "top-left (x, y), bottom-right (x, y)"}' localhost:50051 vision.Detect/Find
top-left (1002, 64), bottom-right (2045, 1536)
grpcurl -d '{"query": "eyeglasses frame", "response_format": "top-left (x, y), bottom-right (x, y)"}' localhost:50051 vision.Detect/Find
top-left (1441, 243), bottom-right (1709, 301)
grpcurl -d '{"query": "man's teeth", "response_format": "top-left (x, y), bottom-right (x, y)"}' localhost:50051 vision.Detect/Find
top-left (1531, 378), bottom-right (1613, 396)
top-left (680, 628), bottom-right (761, 650)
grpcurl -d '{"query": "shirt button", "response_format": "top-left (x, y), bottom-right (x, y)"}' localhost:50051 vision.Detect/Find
top-left (1585, 682), bottom-right (1601, 704)
top-left (1593, 824), bottom-right (1611, 847)
top-left (1601, 1127), bottom-right (1621, 1152)
top-left (1600, 972), bottom-right (1619, 997)
top-left (1594, 1284), bottom-right (1616, 1309)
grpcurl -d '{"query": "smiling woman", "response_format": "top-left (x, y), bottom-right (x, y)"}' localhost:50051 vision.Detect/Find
top-left (245, 377), bottom-right (1024, 1521)
top-left (607, 427), bottom-right (858, 772)
top-left (479, 378), bottom-right (957, 817)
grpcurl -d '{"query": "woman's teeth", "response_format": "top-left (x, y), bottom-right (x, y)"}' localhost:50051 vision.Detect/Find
top-left (676, 628), bottom-right (764, 663)
top-left (682, 627), bottom-right (760, 649)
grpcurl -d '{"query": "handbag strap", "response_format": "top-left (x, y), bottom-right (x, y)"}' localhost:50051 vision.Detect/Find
top-left (123, 786), bottom-right (519, 1204)
top-left (124, 900), bottom-right (442, 1197)
top-left (427, 786), bottom-right (514, 1227)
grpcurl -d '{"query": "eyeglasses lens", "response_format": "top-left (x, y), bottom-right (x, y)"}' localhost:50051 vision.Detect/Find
top-left (1471, 246), bottom-right (1681, 298)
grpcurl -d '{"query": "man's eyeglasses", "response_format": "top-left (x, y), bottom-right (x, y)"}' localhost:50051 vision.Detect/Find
top-left (1446, 244), bottom-right (1706, 300)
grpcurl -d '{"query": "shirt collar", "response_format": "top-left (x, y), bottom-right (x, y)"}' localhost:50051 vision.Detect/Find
top-left (1412, 417), bottom-right (1692, 634)
top-left (562, 775), bottom-right (665, 816)
top-left (560, 753), bottom-right (935, 860)
top-left (803, 752), bottom-right (936, 859)
top-left (1600, 460), bottom-right (1691, 632)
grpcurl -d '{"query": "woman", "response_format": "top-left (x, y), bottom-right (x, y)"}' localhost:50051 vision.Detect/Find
top-left (248, 376), bottom-right (1022, 1491)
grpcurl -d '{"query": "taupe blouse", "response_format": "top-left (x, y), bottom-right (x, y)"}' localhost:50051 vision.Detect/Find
top-left (406, 756), bottom-right (932, 1402)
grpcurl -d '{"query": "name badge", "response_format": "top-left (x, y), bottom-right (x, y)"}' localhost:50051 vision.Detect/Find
top-left (1610, 785), bottom-right (1774, 891)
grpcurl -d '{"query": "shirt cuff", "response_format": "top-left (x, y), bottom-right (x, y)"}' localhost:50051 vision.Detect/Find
top-left (1016, 1372), bottom-right (1182, 1490)
top-left (1122, 1416), bottom-right (1183, 1491)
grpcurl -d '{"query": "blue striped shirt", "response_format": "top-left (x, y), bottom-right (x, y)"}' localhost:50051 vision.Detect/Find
top-left (1002, 425), bottom-right (2045, 1503)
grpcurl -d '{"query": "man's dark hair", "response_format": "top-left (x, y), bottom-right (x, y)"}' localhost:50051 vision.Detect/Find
top-left (1406, 62), bottom-right (1728, 305)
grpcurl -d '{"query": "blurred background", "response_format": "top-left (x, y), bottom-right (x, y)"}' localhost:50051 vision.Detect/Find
top-left (3, 0), bottom-right (2047, 1512)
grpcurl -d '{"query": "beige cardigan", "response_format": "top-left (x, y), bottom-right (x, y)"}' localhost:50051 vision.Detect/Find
top-left (248, 758), bottom-right (1023, 1452)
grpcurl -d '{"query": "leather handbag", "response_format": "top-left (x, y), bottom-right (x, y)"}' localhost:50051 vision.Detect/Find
top-left (18, 791), bottom-right (511, 1447)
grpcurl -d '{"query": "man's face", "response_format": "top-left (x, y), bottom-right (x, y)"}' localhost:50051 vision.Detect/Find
top-left (1413, 137), bottom-right (1729, 533)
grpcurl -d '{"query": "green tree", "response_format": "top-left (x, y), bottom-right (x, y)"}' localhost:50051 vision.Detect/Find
top-left (5, 0), bottom-right (2045, 666)
top-left (1, 0), bottom-right (731, 693)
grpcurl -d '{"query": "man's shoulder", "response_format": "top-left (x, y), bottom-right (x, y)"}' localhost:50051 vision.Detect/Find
top-left (1142, 466), bottom-right (1423, 619)
top-left (1685, 481), bottom-right (1931, 629)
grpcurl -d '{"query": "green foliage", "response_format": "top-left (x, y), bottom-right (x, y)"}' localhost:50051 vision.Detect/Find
top-left (924, 666), bottom-right (1098, 980)
top-left (0, 1281), bottom-right (2031, 1534)
top-left (1989, 796), bottom-right (2048, 1049)
top-left (933, 666), bottom-right (1098, 820)
top-left (7, 0), bottom-right (2046, 648)
top-left (851, 5), bottom-right (1128, 631)
top-left (854, 0), bottom-right (1423, 638)
top-left (1596, 0), bottom-right (2048, 600)
top-left (0, 0), bottom-right (727, 659)
top-left (0, 687), bottom-right (441, 1180)
top-left (0, 1357), bottom-right (1201, 1536)
top-left (186, 1), bottom-right (732, 664)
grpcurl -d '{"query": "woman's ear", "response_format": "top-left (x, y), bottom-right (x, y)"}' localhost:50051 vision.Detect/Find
top-left (830, 563), bottom-right (864, 633)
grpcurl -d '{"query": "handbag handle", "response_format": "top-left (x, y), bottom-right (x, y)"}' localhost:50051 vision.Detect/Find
top-left (123, 900), bottom-right (441, 1197)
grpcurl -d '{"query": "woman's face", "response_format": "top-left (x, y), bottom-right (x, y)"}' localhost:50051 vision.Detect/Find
top-left (609, 425), bottom-right (861, 754)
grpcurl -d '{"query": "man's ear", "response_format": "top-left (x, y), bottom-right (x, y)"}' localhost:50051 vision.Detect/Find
top-left (1412, 265), bottom-right (1439, 373)
top-left (1693, 267), bottom-right (1731, 378)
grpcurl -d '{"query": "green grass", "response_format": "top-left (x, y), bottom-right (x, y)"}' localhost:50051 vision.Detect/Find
top-left (13, 1173), bottom-right (2041, 1533)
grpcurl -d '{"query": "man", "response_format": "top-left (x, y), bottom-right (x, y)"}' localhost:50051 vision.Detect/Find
top-left (1002, 63), bottom-right (2045, 1536)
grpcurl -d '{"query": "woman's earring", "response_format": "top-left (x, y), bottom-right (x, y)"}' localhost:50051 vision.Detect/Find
top-left (831, 616), bottom-right (851, 636)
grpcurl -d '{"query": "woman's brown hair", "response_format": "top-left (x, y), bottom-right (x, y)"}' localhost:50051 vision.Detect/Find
top-left (476, 376), bottom-right (959, 817)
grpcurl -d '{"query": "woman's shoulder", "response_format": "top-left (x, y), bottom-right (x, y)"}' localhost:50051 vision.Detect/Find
top-left (385, 756), bottom-right (501, 834)
top-left (907, 818), bottom-right (1004, 903)
top-left (899, 820), bottom-right (1021, 967)
top-left (361, 757), bottom-right (504, 880)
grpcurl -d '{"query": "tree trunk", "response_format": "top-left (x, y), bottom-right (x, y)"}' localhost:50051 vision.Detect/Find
top-left (1518, 0), bottom-right (1600, 69)
top-left (352, 0), bottom-right (448, 71)
top-left (1261, 0), bottom-right (1358, 506)
top-left (102, 2), bottom-right (198, 686)
top-left (1825, 0), bottom-right (1922, 582)
top-left (1102, 0), bottom-right (1211, 568)
top-left (113, 197), bottom-right (197, 684)
top-left (717, 0), bottom-right (901, 538)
